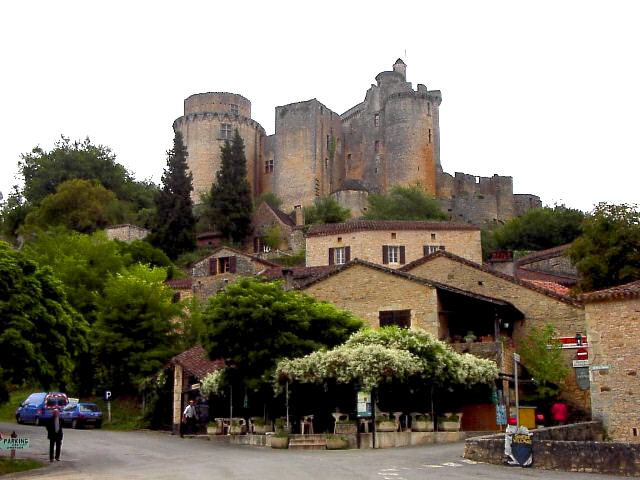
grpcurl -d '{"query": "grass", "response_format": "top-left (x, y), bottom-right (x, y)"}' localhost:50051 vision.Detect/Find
top-left (0, 388), bottom-right (145, 430)
top-left (0, 458), bottom-right (42, 475)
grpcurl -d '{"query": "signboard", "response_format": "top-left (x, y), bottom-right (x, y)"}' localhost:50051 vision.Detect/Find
top-left (558, 336), bottom-right (589, 349)
top-left (356, 390), bottom-right (372, 418)
top-left (573, 359), bottom-right (589, 368)
top-left (575, 366), bottom-right (590, 390)
top-left (0, 438), bottom-right (29, 450)
top-left (505, 426), bottom-right (533, 467)
top-left (575, 348), bottom-right (588, 360)
top-left (591, 364), bottom-right (610, 371)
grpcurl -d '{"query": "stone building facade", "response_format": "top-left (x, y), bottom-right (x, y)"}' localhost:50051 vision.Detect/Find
top-left (581, 281), bottom-right (640, 442)
top-left (105, 224), bottom-right (149, 242)
top-left (305, 220), bottom-right (482, 268)
top-left (173, 59), bottom-right (541, 225)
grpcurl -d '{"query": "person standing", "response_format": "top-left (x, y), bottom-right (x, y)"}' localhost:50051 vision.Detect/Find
top-left (182, 400), bottom-right (199, 436)
top-left (45, 408), bottom-right (64, 462)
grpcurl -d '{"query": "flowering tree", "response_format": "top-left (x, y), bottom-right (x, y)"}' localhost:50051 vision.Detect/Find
top-left (274, 327), bottom-right (498, 392)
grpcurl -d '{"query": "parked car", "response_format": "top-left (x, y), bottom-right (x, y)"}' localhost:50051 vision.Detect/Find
top-left (60, 402), bottom-right (103, 429)
top-left (15, 392), bottom-right (69, 425)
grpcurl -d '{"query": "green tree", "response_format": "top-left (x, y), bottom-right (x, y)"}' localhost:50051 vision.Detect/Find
top-left (0, 242), bottom-right (89, 394)
top-left (23, 179), bottom-right (123, 234)
top-left (304, 197), bottom-right (351, 225)
top-left (202, 277), bottom-right (362, 392)
top-left (92, 264), bottom-right (182, 394)
top-left (568, 203), bottom-right (640, 292)
top-left (517, 324), bottom-right (569, 402)
top-left (147, 131), bottom-right (196, 260)
top-left (0, 186), bottom-right (34, 241)
top-left (483, 205), bottom-right (585, 256)
top-left (363, 185), bottom-right (447, 221)
top-left (208, 129), bottom-right (253, 243)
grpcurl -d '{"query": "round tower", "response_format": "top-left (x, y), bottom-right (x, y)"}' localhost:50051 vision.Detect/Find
top-left (173, 92), bottom-right (265, 203)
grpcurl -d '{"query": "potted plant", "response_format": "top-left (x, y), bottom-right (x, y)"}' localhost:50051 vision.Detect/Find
top-left (464, 331), bottom-right (477, 343)
top-left (270, 432), bottom-right (289, 449)
top-left (207, 419), bottom-right (223, 435)
top-left (229, 418), bottom-right (245, 435)
top-left (412, 414), bottom-right (434, 432)
top-left (251, 416), bottom-right (271, 434)
top-left (325, 434), bottom-right (349, 450)
top-left (437, 412), bottom-right (463, 431)
top-left (375, 417), bottom-right (397, 432)
top-left (274, 417), bottom-right (290, 435)
top-left (334, 418), bottom-right (357, 435)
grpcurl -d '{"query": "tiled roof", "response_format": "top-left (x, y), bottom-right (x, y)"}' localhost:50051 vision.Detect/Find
top-left (516, 268), bottom-right (579, 287)
top-left (521, 280), bottom-right (571, 296)
top-left (188, 245), bottom-right (279, 268)
top-left (400, 250), bottom-right (582, 306)
top-left (166, 278), bottom-right (192, 289)
top-left (516, 243), bottom-right (573, 267)
top-left (305, 220), bottom-right (478, 237)
top-left (171, 345), bottom-right (224, 380)
top-left (580, 280), bottom-right (640, 303)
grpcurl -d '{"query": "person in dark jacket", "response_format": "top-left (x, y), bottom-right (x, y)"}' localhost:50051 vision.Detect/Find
top-left (45, 407), bottom-right (64, 461)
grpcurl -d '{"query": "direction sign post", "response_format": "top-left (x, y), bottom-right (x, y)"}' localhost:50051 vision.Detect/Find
top-left (513, 353), bottom-right (520, 427)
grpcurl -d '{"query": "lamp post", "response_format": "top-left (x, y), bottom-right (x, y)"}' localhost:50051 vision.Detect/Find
top-left (513, 352), bottom-right (520, 427)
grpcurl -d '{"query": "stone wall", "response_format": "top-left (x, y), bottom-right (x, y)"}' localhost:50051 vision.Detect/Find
top-left (105, 224), bottom-right (149, 242)
top-left (301, 263), bottom-right (440, 331)
top-left (464, 422), bottom-right (640, 476)
top-left (584, 295), bottom-right (640, 442)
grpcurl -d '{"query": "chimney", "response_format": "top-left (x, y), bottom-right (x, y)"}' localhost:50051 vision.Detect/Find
top-left (294, 205), bottom-right (304, 226)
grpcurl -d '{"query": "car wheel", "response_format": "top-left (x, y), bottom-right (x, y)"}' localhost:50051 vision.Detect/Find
top-left (72, 419), bottom-right (78, 429)
top-left (35, 417), bottom-right (40, 426)
top-left (16, 414), bottom-right (23, 424)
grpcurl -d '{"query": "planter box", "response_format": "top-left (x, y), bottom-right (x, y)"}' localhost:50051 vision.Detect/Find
top-left (252, 424), bottom-right (271, 434)
top-left (438, 421), bottom-right (461, 431)
top-left (412, 420), bottom-right (434, 432)
top-left (270, 436), bottom-right (289, 449)
top-left (326, 437), bottom-right (349, 450)
top-left (335, 423), bottom-right (357, 435)
top-left (376, 420), bottom-right (397, 432)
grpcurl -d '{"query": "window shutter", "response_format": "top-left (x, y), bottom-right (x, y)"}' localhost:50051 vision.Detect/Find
top-left (230, 256), bottom-right (237, 273)
top-left (423, 245), bottom-right (428, 257)
top-left (382, 246), bottom-right (389, 264)
top-left (345, 246), bottom-right (351, 262)
top-left (329, 248), bottom-right (335, 265)
top-left (400, 246), bottom-right (406, 264)
top-left (209, 258), bottom-right (217, 275)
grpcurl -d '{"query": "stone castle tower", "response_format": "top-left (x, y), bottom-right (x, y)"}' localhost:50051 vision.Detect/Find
top-left (173, 60), bottom-right (540, 225)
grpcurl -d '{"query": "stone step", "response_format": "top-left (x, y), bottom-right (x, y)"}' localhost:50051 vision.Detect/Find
top-left (288, 434), bottom-right (327, 450)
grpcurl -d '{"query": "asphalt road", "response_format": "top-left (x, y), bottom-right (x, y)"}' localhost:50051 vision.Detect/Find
top-left (0, 422), bottom-right (621, 480)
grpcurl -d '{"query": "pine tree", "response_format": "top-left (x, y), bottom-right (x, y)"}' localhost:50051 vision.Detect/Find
top-left (148, 131), bottom-right (196, 259)
top-left (210, 129), bottom-right (253, 244)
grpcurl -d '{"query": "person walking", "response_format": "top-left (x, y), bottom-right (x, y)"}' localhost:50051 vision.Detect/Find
top-left (182, 400), bottom-right (199, 436)
top-left (45, 407), bottom-right (64, 462)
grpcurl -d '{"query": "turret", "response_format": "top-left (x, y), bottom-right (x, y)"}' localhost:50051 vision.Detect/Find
top-left (393, 58), bottom-right (407, 81)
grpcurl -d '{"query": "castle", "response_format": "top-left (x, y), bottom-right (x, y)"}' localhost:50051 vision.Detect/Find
top-left (173, 59), bottom-right (541, 225)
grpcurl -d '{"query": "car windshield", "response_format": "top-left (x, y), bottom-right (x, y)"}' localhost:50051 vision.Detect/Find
top-left (79, 405), bottom-right (99, 412)
top-left (63, 405), bottom-right (76, 412)
top-left (46, 396), bottom-right (67, 407)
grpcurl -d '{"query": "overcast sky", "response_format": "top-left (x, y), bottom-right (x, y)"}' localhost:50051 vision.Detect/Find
top-left (2, 1), bottom-right (638, 213)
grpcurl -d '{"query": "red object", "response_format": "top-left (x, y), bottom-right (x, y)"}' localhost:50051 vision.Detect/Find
top-left (575, 348), bottom-right (588, 360)
top-left (551, 402), bottom-right (569, 423)
top-left (508, 417), bottom-right (517, 425)
top-left (535, 413), bottom-right (545, 422)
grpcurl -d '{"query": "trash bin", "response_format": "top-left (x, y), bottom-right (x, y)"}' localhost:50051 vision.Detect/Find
top-left (518, 406), bottom-right (536, 429)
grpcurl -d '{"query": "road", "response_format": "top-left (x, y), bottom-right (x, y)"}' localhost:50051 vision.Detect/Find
top-left (0, 422), bottom-right (620, 480)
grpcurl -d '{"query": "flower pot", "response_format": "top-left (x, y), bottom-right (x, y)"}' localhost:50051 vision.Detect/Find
top-left (252, 424), bottom-right (271, 434)
top-left (376, 420), bottom-right (397, 432)
top-left (270, 436), bottom-right (289, 449)
top-left (412, 420), bottom-right (434, 432)
top-left (325, 436), bottom-right (349, 450)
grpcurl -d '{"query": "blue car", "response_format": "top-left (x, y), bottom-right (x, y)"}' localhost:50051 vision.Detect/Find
top-left (60, 402), bottom-right (103, 429)
top-left (15, 392), bottom-right (69, 426)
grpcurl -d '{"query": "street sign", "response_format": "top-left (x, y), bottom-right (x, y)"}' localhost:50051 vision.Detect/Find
top-left (573, 359), bottom-right (589, 368)
top-left (104, 390), bottom-right (112, 401)
top-left (0, 438), bottom-right (29, 450)
top-left (513, 353), bottom-right (520, 363)
top-left (575, 348), bottom-right (588, 360)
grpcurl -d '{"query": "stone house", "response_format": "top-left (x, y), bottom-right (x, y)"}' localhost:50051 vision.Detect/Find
top-left (305, 220), bottom-right (481, 268)
top-left (399, 250), bottom-right (589, 416)
top-left (168, 345), bottom-right (224, 434)
top-left (581, 281), bottom-right (640, 442)
top-left (189, 246), bottom-right (278, 300)
top-left (251, 201), bottom-right (305, 254)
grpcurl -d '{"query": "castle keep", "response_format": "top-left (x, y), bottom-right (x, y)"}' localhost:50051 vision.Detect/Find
top-left (173, 59), bottom-right (541, 225)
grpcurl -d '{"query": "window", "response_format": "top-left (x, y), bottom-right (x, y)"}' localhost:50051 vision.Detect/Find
top-left (209, 256), bottom-right (237, 274)
top-left (379, 310), bottom-right (411, 328)
top-left (382, 245), bottom-right (405, 264)
top-left (374, 113), bottom-right (380, 127)
top-left (423, 245), bottom-right (445, 256)
top-left (428, 129), bottom-right (432, 143)
top-left (230, 104), bottom-right (239, 115)
top-left (220, 123), bottom-right (232, 140)
top-left (431, 233), bottom-right (436, 240)
top-left (265, 159), bottom-right (274, 173)
top-left (329, 246), bottom-right (350, 265)
top-left (375, 140), bottom-right (380, 152)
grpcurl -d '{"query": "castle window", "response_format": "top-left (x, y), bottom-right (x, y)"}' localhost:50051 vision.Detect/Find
top-left (428, 129), bottom-right (432, 143)
top-left (382, 245), bottom-right (405, 265)
top-left (327, 135), bottom-right (330, 150)
top-left (375, 141), bottom-right (380, 152)
top-left (325, 158), bottom-right (328, 169)
top-left (379, 309), bottom-right (411, 328)
top-left (374, 113), bottom-right (380, 127)
top-left (220, 123), bottom-right (232, 140)
top-left (265, 159), bottom-right (274, 173)
top-left (230, 104), bottom-right (239, 116)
